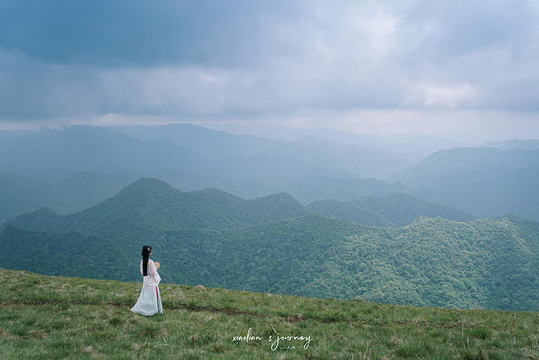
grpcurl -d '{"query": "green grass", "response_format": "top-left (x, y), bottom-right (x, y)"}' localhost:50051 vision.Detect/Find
top-left (0, 268), bottom-right (537, 359)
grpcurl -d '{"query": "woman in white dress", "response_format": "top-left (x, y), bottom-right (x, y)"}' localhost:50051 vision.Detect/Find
top-left (131, 245), bottom-right (163, 316)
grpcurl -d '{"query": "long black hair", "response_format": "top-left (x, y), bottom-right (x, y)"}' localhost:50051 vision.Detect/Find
top-left (142, 245), bottom-right (152, 276)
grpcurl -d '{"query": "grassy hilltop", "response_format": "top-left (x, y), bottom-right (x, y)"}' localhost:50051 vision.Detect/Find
top-left (0, 268), bottom-right (537, 359)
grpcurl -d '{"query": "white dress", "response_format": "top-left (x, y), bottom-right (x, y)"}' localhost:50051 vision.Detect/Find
top-left (131, 259), bottom-right (163, 316)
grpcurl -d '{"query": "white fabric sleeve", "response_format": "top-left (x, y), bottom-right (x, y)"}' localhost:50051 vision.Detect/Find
top-left (148, 260), bottom-right (162, 284)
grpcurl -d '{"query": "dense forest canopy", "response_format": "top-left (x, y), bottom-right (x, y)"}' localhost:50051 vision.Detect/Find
top-left (1, 177), bottom-right (537, 311)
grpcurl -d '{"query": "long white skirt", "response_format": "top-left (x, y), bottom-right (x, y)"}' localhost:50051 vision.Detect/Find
top-left (131, 286), bottom-right (163, 316)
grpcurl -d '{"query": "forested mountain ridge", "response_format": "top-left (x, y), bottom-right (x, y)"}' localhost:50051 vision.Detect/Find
top-left (2, 214), bottom-right (537, 311)
top-left (1, 178), bottom-right (537, 311)
top-left (0, 171), bottom-right (407, 225)
top-left (5, 177), bottom-right (475, 234)
top-left (5, 178), bottom-right (309, 236)
top-left (307, 192), bottom-right (476, 227)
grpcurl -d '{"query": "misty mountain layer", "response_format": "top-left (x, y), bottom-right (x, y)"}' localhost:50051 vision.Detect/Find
top-left (1, 125), bottom-right (538, 223)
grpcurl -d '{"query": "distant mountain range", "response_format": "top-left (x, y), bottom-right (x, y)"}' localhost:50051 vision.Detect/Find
top-left (1, 124), bottom-right (538, 223)
top-left (1, 177), bottom-right (537, 311)
top-left (7, 178), bottom-right (309, 235)
top-left (392, 147), bottom-right (539, 220)
top-left (479, 139), bottom-right (539, 150)
top-left (5, 178), bottom-right (475, 233)
top-left (0, 125), bottom-right (358, 181)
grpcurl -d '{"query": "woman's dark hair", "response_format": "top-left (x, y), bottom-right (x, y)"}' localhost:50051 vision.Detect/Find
top-left (142, 245), bottom-right (152, 276)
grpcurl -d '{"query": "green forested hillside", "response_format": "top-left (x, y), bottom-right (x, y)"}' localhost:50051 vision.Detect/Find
top-left (1, 226), bottom-right (133, 280)
top-left (2, 180), bottom-right (538, 311)
top-left (307, 192), bottom-right (476, 227)
top-left (0, 171), bottom-right (409, 226)
top-left (152, 215), bottom-right (538, 311)
top-left (6, 178), bottom-right (309, 236)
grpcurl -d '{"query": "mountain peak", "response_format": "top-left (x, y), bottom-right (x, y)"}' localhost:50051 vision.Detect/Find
top-left (12, 178), bottom-right (310, 235)
top-left (120, 177), bottom-right (177, 194)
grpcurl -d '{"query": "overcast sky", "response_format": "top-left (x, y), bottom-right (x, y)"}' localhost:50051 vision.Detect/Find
top-left (1, 0), bottom-right (538, 141)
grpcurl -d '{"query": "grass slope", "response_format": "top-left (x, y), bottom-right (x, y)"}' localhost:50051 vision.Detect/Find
top-left (1, 268), bottom-right (537, 359)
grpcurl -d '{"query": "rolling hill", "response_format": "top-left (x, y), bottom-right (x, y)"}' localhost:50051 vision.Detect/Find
top-left (0, 170), bottom-right (407, 225)
top-left (2, 178), bottom-right (537, 311)
top-left (5, 178), bottom-right (309, 236)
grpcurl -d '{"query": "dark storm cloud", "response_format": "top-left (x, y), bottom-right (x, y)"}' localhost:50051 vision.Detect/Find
top-left (0, 0), bottom-right (296, 68)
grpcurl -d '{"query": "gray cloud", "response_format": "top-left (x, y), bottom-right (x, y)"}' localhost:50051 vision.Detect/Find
top-left (0, 48), bottom-right (102, 120)
top-left (0, 0), bottom-right (538, 137)
top-left (0, 0), bottom-right (293, 68)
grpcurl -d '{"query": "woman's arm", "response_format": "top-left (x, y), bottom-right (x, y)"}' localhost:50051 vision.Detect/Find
top-left (148, 260), bottom-right (161, 283)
